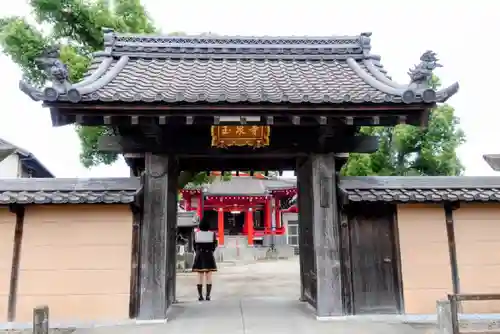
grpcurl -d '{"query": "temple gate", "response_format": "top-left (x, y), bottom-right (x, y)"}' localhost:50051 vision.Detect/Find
top-left (20, 30), bottom-right (458, 319)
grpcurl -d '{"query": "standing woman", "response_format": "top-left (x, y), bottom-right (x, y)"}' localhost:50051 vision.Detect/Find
top-left (192, 220), bottom-right (218, 301)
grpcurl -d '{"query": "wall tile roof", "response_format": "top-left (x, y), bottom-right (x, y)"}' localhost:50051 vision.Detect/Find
top-left (339, 177), bottom-right (500, 203)
top-left (0, 178), bottom-right (140, 205)
top-left (3, 176), bottom-right (500, 206)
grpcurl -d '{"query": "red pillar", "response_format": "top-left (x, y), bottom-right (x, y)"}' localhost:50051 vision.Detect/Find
top-left (264, 198), bottom-right (272, 234)
top-left (274, 197), bottom-right (281, 229)
top-left (196, 193), bottom-right (203, 220)
top-left (185, 194), bottom-right (192, 211)
top-left (245, 209), bottom-right (254, 246)
top-left (217, 208), bottom-right (224, 246)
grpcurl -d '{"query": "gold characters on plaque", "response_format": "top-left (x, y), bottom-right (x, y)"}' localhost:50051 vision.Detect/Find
top-left (211, 125), bottom-right (270, 148)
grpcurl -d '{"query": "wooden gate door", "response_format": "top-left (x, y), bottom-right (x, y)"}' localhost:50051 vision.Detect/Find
top-left (349, 204), bottom-right (401, 314)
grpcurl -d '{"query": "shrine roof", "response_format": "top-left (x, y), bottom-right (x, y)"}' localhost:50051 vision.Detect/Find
top-left (263, 178), bottom-right (297, 190)
top-left (21, 29), bottom-right (458, 105)
top-left (205, 177), bottom-right (267, 195)
top-left (182, 176), bottom-right (297, 196)
top-left (339, 176), bottom-right (500, 203)
top-left (0, 177), bottom-right (139, 204)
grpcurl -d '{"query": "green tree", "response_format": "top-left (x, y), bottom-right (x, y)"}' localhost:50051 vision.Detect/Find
top-left (342, 101), bottom-right (465, 176)
top-left (0, 0), bottom-right (224, 187)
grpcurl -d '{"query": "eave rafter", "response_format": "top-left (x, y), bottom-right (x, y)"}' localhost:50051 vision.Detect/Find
top-left (47, 104), bottom-right (428, 128)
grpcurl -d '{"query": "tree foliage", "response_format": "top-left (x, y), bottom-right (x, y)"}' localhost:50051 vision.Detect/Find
top-left (342, 101), bottom-right (465, 176)
top-left (342, 76), bottom-right (465, 177)
top-left (0, 0), bottom-right (221, 187)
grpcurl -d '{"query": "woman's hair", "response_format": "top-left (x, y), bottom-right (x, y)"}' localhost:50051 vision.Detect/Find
top-left (198, 219), bottom-right (210, 231)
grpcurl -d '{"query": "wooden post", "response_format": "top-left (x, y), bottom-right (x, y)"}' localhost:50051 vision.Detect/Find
top-left (444, 203), bottom-right (460, 295)
top-left (33, 305), bottom-right (49, 334)
top-left (296, 154), bottom-right (344, 317)
top-left (246, 209), bottom-right (254, 246)
top-left (218, 208), bottom-right (225, 246)
top-left (138, 153), bottom-right (178, 320)
top-left (296, 158), bottom-right (310, 303)
top-left (8, 205), bottom-right (24, 322)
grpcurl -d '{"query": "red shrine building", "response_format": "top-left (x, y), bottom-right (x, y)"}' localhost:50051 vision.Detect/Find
top-left (180, 174), bottom-right (297, 246)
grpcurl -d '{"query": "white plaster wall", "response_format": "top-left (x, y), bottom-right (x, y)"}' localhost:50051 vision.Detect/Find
top-left (282, 212), bottom-right (298, 244)
top-left (0, 154), bottom-right (21, 178)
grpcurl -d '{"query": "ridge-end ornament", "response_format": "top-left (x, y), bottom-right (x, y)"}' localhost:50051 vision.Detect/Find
top-left (408, 50), bottom-right (442, 90)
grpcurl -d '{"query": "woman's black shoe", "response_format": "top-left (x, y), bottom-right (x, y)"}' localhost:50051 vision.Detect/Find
top-left (205, 284), bottom-right (212, 301)
top-left (197, 284), bottom-right (204, 301)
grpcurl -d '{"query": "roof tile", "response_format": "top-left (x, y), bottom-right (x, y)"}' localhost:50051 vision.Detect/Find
top-left (0, 178), bottom-right (139, 205)
top-left (339, 176), bottom-right (500, 203)
top-left (205, 177), bottom-right (267, 195)
top-left (81, 58), bottom-right (396, 104)
top-left (21, 31), bottom-right (458, 105)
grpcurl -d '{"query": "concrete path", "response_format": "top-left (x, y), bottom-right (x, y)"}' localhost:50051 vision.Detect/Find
top-left (72, 258), bottom-right (435, 334)
top-left (176, 258), bottom-right (300, 302)
top-left (75, 297), bottom-right (432, 334)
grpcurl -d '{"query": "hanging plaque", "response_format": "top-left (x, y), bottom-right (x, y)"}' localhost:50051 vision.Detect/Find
top-left (211, 126), bottom-right (270, 148)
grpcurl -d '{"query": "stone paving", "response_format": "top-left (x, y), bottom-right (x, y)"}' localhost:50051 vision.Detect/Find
top-left (6, 257), bottom-right (500, 334)
top-left (176, 257), bottom-right (301, 302)
top-left (73, 257), bottom-right (436, 334)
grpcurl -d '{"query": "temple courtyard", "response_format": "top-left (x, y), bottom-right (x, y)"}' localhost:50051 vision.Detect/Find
top-left (71, 258), bottom-right (437, 334)
top-left (176, 257), bottom-right (300, 302)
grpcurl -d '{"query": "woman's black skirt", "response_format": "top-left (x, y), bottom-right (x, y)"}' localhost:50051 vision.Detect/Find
top-left (192, 250), bottom-right (217, 272)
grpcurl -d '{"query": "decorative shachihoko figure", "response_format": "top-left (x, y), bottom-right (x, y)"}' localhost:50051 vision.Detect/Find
top-left (192, 220), bottom-right (218, 301)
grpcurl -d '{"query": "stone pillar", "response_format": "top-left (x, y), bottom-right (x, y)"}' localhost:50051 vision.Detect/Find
top-left (296, 154), bottom-right (343, 317)
top-left (246, 209), bottom-right (254, 246)
top-left (437, 300), bottom-right (453, 334)
top-left (138, 153), bottom-right (178, 320)
top-left (217, 208), bottom-right (225, 246)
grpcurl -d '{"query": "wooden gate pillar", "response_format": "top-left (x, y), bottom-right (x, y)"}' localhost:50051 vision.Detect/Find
top-left (296, 154), bottom-right (343, 317)
top-left (138, 153), bottom-right (178, 320)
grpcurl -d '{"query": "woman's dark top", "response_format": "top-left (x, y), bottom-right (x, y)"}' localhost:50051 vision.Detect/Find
top-left (192, 230), bottom-right (218, 272)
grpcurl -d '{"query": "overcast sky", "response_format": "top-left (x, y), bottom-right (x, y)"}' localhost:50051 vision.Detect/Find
top-left (0, 0), bottom-right (498, 177)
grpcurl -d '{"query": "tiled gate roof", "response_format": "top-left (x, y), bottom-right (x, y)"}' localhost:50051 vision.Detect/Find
top-left (20, 30), bottom-right (459, 105)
